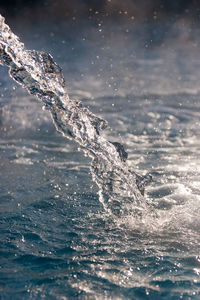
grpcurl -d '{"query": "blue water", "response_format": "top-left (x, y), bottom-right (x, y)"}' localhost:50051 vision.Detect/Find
top-left (1, 19), bottom-right (200, 299)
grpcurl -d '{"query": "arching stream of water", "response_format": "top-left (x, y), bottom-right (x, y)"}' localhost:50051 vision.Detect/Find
top-left (0, 14), bottom-right (151, 217)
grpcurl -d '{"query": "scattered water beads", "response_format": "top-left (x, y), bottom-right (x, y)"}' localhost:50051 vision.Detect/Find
top-left (0, 14), bottom-right (151, 216)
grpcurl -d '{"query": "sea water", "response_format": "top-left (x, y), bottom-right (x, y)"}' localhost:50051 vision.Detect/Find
top-left (0, 16), bottom-right (200, 299)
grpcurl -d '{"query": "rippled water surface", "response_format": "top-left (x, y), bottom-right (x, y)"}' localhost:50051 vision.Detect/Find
top-left (0, 19), bottom-right (200, 299)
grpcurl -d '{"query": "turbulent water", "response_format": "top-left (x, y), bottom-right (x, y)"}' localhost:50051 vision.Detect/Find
top-left (0, 14), bottom-right (200, 300)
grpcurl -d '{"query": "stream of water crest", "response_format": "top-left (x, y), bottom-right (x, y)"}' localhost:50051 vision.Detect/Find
top-left (0, 14), bottom-right (151, 217)
top-left (0, 13), bottom-right (200, 300)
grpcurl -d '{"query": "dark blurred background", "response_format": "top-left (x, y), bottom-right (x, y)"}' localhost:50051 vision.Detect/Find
top-left (0, 0), bottom-right (199, 23)
top-left (1, 0), bottom-right (200, 100)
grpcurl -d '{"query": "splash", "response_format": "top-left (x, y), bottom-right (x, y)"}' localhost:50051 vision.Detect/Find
top-left (0, 15), bottom-right (151, 216)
